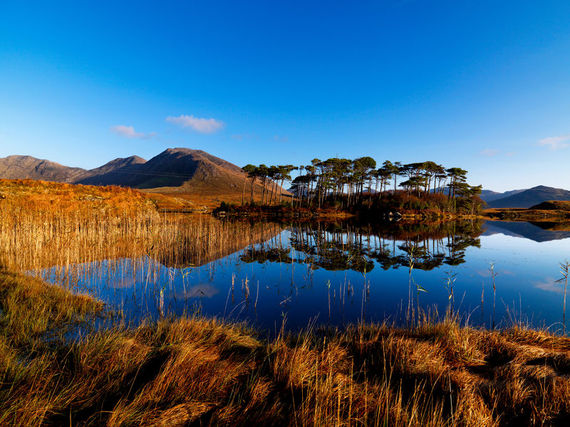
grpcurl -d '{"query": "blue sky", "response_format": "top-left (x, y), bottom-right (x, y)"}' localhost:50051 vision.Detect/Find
top-left (1, 1), bottom-right (569, 191)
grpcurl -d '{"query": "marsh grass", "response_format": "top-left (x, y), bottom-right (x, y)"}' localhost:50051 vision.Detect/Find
top-left (2, 180), bottom-right (570, 425)
top-left (0, 268), bottom-right (102, 348)
top-left (0, 180), bottom-right (283, 276)
top-left (558, 261), bottom-right (570, 333)
top-left (1, 270), bottom-right (570, 426)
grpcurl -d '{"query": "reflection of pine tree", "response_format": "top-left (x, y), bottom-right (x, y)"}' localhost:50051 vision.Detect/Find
top-left (253, 220), bottom-right (483, 274)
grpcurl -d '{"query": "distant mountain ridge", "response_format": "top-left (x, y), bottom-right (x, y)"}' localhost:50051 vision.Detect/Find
top-left (432, 186), bottom-right (570, 208)
top-left (0, 155), bottom-right (85, 183)
top-left (486, 185), bottom-right (570, 208)
top-left (480, 189), bottom-right (525, 203)
top-left (0, 148), bottom-right (263, 195)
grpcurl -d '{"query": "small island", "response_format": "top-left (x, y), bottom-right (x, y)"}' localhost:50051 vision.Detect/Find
top-left (216, 158), bottom-right (484, 220)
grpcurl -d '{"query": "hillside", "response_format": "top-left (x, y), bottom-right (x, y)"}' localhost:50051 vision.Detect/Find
top-left (76, 155), bottom-right (147, 186)
top-left (530, 200), bottom-right (570, 211)
top-left (480, 189), bottom-right (525, 203)
top-left (89, 148), bottom-right (246, 191)
top-left (0, 155), bottom-right (85, 183)
top-left (0, 179), bottom-right (158, 216)
top-left (0, 149), bottom-right (279, 203)
top-left (487, 185), bottom-right (570, 208)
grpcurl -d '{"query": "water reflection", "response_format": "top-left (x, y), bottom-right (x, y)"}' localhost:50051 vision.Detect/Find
top-left (34, 219), bottom-right (570, 334)
top-left (241, 221), bottom-right (482, 273)
top-left (484, 220), bottom-right (570, 242)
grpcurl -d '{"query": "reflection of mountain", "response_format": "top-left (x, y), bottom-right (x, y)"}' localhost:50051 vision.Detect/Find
top-left (483, 221), bottom-right (570, 242)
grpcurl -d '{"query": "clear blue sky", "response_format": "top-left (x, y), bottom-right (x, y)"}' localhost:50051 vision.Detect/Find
top-left (1, 1), bottom-right (569, 191)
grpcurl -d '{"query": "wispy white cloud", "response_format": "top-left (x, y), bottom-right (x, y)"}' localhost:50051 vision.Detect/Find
top-left (480, 148), bottom-right (499, 157)
top-left (166, 114), bottom-right (224, 134)
top-left (533, 278), bottom-right (562, 294)
top-left (111, 125), bottom-right (155, 139)
top-left (274, 135), bottom-right (289, 143)
top-left (231, 133), bottom-right (257, 141)
top-left (539, 134), bottom-right (570, 150)
top-left (479, 149), bottom-right (517, 158)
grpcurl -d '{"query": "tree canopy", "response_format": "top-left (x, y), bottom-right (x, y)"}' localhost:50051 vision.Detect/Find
top-left (241, 158), bottom-right (483, 214)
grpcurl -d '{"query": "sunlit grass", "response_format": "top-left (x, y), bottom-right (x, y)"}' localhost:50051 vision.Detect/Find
top-left (1, 179), bottom-right (570, 425)
top-left (1, 270), bottom-right (570, 426)
top-left (0, 180), bottom-right (283, 277)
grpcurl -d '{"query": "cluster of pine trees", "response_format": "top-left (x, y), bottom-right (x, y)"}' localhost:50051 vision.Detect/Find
top-left (242, 158), bottom-right (482, 213)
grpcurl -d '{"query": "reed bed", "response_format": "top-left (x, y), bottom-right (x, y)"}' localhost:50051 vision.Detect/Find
top-left (0, 180), bottom-right (283, 276)
top-left (2, 180), bottom-right (570, 425)
top-left (1, 268), bottom-right (570, 426)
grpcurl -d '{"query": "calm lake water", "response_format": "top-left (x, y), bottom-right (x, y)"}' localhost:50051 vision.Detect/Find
top-left (39, 219), bottom-right (570, 333)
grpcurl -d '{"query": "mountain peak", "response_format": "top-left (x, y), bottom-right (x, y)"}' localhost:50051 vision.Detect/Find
top-left (0, 155), bottom-right (85, 182)
top-left (162, 147), bottom-right (203, 155)
top-left (529, 185), bottom-right (560, 191)
top-left (488, 185), bottom-right (570, 208)
top-left (0, 149), bottom-right (285, 197)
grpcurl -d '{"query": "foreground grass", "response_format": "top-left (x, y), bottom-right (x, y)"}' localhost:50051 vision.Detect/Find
top-left (1, 180), bottom-right (569, 425)
top-left (1, 271), bottom-right (570, 426)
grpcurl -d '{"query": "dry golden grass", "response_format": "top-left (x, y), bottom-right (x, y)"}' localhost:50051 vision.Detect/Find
top-left (1, 268), bottom-right (570, 426)
top-left (0, 180), bottom-right (283, 274)
top-left (0, 179), bottom-right (158, 214)
top-left (0, 269), bottom-right (102, 348)
top-left (145, 182), bottom-right (287, 211)
top-left (2, 179), bottom-right (570, 426)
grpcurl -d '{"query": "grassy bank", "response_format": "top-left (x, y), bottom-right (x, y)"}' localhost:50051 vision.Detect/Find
top-left (1, 270), bottom-right (570, 426)
top-left (484, 209), bottom-right (570, 222)
top-left (1, 179), bottom-right (569, 425)
top-left (214, 191), bottom-right (483, 222)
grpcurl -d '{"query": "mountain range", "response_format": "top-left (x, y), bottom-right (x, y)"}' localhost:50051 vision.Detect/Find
top-left (0, 155), bottom-right (86, 183)
top-left (0, 148), bottom-right (254, 195)
top-left (483, 186), bottom-right (570, 209)
top-left (479, 189), bottom-right (525, 203)
top-left (1, 151), bottom-right (569, 208)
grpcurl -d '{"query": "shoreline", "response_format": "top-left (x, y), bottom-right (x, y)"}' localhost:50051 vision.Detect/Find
top-left (213, 202), bottom-right (484, 222)
top-left (1, 269), bottom-right (570, 425)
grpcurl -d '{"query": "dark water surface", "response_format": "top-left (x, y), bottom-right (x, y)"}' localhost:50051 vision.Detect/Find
top-left (39, 219), bottom-right (570, 333)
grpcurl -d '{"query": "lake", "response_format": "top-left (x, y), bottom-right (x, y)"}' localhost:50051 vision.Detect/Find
top-left (37, 219), bottom-right (570, 334)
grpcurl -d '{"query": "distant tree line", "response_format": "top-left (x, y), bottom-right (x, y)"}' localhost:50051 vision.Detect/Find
top-left (242, 158), bottom-right (482, 214)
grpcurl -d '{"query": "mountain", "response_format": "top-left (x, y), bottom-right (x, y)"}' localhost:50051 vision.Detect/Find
top-left (0, 155), bottom-right (85, 183)
top-left (530, 200), bottom-right (570, 211)
top-left (480, 189), bottom-right (525, 203)
top-left (82, 155), bottom-right (146, 177)
top-left (487, 186), bottom-right (570, 208)
top-left (0, 149), bottom-right (266, 196)
top-left (77, 148), bottom-right (248, 193)
top-left (76, 156), bottom-right (147, 186)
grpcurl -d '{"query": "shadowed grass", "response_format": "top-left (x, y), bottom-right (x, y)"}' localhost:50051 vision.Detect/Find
top-left (1, 180), bottom-right (570, 425)
top-left (0, 268), bottom-right (102, 348)
top-left (1, 271), bottom-right (570, 426)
